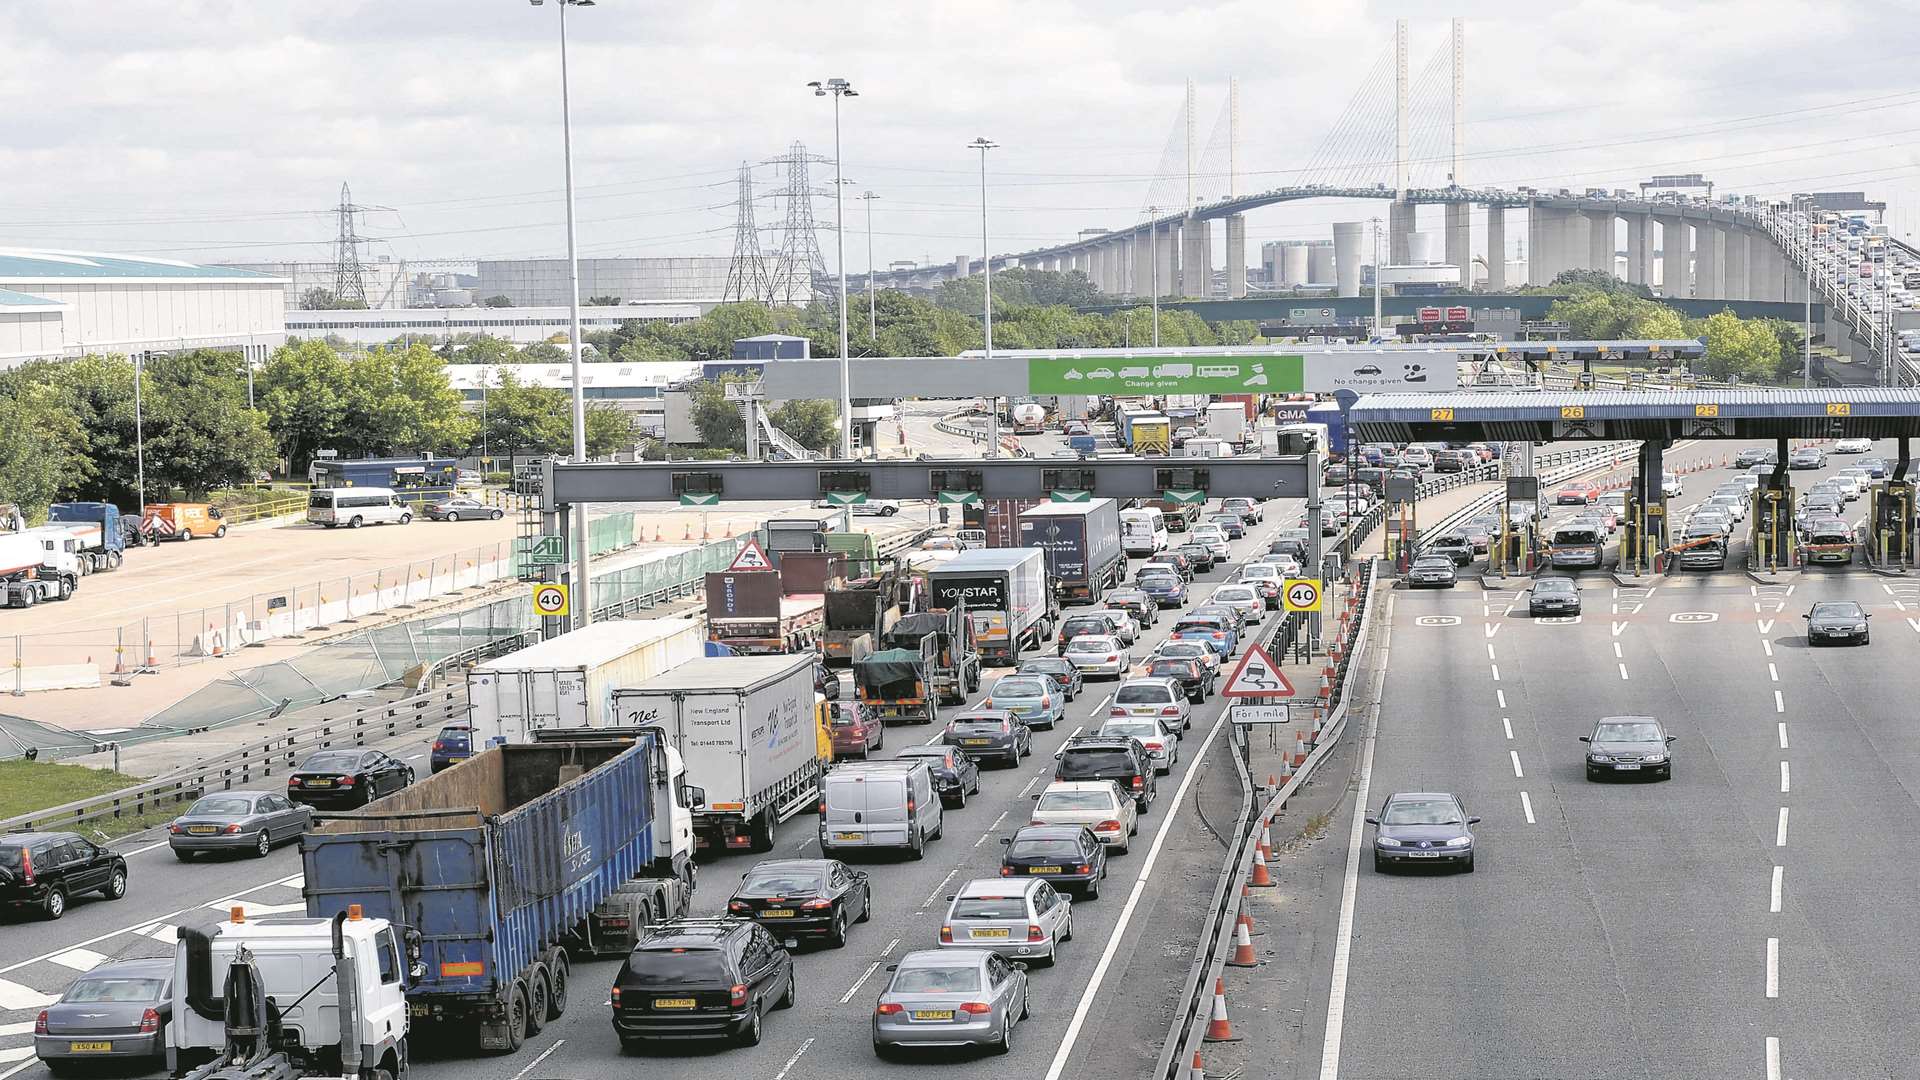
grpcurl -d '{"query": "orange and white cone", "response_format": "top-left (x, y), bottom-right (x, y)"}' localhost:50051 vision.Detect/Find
top-left (1203, 978), bottom-right (1240, 1042)
top-left (1189, 1050), bottom-right (1207, 1080)
top-left (1227, 913), bottom-right (1258, 967)
top-left (1248, 840), bottom-right (1275, 888)
top-left (1292, 729), bottom-right (1309, 767)
top-left (1240, 884), bottom-right (1256, 933)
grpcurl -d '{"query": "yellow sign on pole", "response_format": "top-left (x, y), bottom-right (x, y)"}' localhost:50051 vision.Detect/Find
top-left (532, 582), bottom-right (570, 618)
top-left (1283, 578), bottom-right (1324, 613)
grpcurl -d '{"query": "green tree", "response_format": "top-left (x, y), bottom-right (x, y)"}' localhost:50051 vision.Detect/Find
top-left (519, 342), bottom-right (567, 362)
top-left (1697, 310), bottom-right (1782, 382)
top-left (674, 303), bottom-right (779, 362)
top-left (688, 375), bottom-right (750, 451)
top-left (586, 295), bottom-right (622, 306)
top-left (442, 335), bottom-right (518, 366)
top-left (0, 376), bottom-right (87, 518)
top-left (257, 340), bottom-right (350, 475)
top-left (584, 403), bottom-right (638, 456)
top-left (769, 399), bottom-right (839, 452)
top-left (340, 344), bottom-right (477, 456)
top-left (1549, 269), bottom-right (1653, 298)
top-left (478, 369), bottom-right (567, 468)
top-left (138, 350), bottom-right (276, 498)
top-left (299, 287), bottom-right (368, 310)
top-left (481, 295), bottom-right (513, 308)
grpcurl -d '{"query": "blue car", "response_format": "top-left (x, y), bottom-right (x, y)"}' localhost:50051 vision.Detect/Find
top-left (1136, 571), bottom-right (1187, 608)
top-left (1170, 614), bottom-right (1237, 659)
top-left (429, 722), bottom-right (473, 773)
top-left (983, 674), bottom-right (1066, 730)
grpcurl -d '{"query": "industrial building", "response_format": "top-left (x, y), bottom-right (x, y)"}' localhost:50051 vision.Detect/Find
top-left (474, 257), bottom-right (732, 307)
top-left (284, 304), bottom-right (702, 346)
top-left (0, 247), bottom-right (285, 369)
top-left (441, 360), bottom-right (705, 436)
top-left (218, 257), bottom-right (414, 309)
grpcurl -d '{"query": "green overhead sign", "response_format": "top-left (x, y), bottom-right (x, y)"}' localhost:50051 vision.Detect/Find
top-left (822, 491), bottom-right (868, 506)
top-left (1025, 355), bottom-right (1305, 395)
top-left (1049, 490), bottom-right (1091, 502)
top-left (1162, 489), bottom-right (1207, 505)
top-left (678, 493), bottom-right (720, 506)
top-left (936, 490), bottom-right (982, 506)
top-left (524, 535), bottom-right (566, 565)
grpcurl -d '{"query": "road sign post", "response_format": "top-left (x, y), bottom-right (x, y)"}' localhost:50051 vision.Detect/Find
top-left (1283, 579), bottom-right (1324, 613)
top-left (531, 582), bottom-right (570, 618)
top-left (1221, 643), bottom-right (1295, 699)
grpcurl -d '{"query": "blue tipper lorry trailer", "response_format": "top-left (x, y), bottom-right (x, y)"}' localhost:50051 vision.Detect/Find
top-left (302, 738), bottom-right (693, 1054)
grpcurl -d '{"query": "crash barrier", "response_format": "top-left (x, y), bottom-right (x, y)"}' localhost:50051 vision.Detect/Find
top-left (1153, 556), bottom-right (1380, 1080)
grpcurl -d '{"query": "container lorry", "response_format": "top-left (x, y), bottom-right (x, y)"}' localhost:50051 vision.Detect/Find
top-left (610, 654), bottom-right (821, 854)
top-left (301, 738), bottom-right (695, 1054)
top-left (1130, 414), bottom-right (1172, 456)
top-left (926, 548), bottom-right (1056, 664)
top-left (465, 618), bottom-right (704, 749)
top-left (170, 906), bottom-right (411, 1080)
top-left (1019, 498), bottom-right (1124, 605)
top-left (44, 502), bottom-right (127, 572)
top-left (704, 569), bottom-right (825, 653)
top-left (1206, 402), bottom-right (1249, 447)
top-left (0, 531), bottom-right (80, 607)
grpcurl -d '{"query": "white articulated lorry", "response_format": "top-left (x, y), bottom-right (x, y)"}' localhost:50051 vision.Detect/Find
top-left (465, 618), bottom-right (704, 748)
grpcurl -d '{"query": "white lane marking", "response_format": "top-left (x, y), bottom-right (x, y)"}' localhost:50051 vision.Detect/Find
top-left (1909, 617), bottom-right (1920, 634)
top-left (1763, 639), bottom-right (1774, 657)
top-left (1490, 664), bottom-right (1500, 682)
top-left (48, 947), bottom-right (109, 971)
top-left (839, 962), bottom-right (883, 1004)
top-left (0, 1022), bottom-right (34, 1038)
top-left (1509, 751), bottom-right (1524, 778)
top-left (1520, 791), bottom-right (1535, 824)
top-left (407, 754), bottom-right (425, 762)
top-left (216, 899), bottom-right (308, 918)
top-left (1613, 642), bottom-right (1622, 658)
top-left (1771, 866), bottom-right (1784, 913)
top-left (882, 935), bottom-right (900, 956)
top-left (124, 839), bottom-right (171, 856)
top-left (1780, 762), bottom-right (1791, 794)
top-left (1756, 618), bottom-right (1774, 635)
top-left (1486, 643), bottom-right (1496, 660)
top-left (1774, 690), bottom-right (1785, 714)
top-left (1766, 938), bottom-right (1780, 999)
top-left (1767, 1035), bottom-right (1783, 1080)
top-left (1484, 623), bottom-right (1499, 639)
top-left (142, 924), bottom-right (177, 942)
top-left (1017, 772), bottom-right (1045, 798)
top-left (773, 1037), bottom-right (816, 1080)
top-left (975, 810), bottom-right (1009, 847)
top-left (920, 868), bottom-right (961, 911)
top-left (0, 978), bottom-right (64, 1010)
top-left (1777, 808), bottom-right (1790, 847)
top-left (1611, 621), bottom-right (1628, 637)
top-left (507, 1039), bottom-right (564, 1080)
top-left (1066, 725), bottom-right (1084, 741)
top-left (0, 1049), bottom-right (33, 1065)
top-left (1896, 600), bottom-right (1909, 612)
top-left (1778, 723), bottom-right (1790, 750)
top-left (1502, 717), bottom-right (1514, 740)
top-left (1769, 663), bottom-right (1779, 682)
top-left (1618, 663), bottom-right (1630, 680)
top-left (1496, 689), bottom-right (1506, 709)
top-left (1043, 686), bottom-right (1235, 1080)
top-left (922, 730), bottom-right (945, 746)
top-left (793, 838), bottom-right (814, 852)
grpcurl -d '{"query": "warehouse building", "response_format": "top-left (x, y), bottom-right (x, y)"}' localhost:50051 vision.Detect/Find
top-left (441, 360), bottom-right (705, 437)
top-left (474, 257), bottom-right (732, 307)
top-left (0, 248), bottom-right (285, 369)
top-left (285, 303), bottom-right (702, 346)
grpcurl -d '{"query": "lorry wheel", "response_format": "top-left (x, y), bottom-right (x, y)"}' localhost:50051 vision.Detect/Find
top-left (19, 588), bottom-right (36, 608)
top-left (109, 551), bottom-right (122, 569)
top-left (77, 556), bottom-right (91, 577)
top-left (524, 967), bottom-right (549, 1036)
top-left (57, 579), bottom-right (73, 601)
top-left (750, 810), bottom-right (777, 853)
top-left (544, 949), bottom-right (569, 1019)
top-left (180, 529), bottom-right (192, 541)
top-left (504, 983), bottom-right (528, 1052)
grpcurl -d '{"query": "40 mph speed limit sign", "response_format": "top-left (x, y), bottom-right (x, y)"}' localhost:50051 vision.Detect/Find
top-left (1283, 578), bottom-right (1324, 613)
top-left (532, 582), bottom-right (571, 618)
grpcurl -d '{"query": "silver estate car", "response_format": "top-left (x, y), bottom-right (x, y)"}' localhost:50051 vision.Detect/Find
top-left (872, 949), bottom-right (1030, 1058)
top-left (939, 877), bottom-right (1074, 966)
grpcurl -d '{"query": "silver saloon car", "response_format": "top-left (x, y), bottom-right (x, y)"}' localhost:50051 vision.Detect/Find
top-left (872, 949), bottom-right (1029, 1058)
top-left (168, 791), bottom-right (313, 859)
top-left (34, 957), bottom-right (173, 1071)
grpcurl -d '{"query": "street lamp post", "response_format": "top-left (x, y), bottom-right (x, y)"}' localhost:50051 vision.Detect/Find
top-left (1371, 216), bottom-right (1384, 338)
top-left (810, 78), bottom-right (858, 458)
top-left (968, 137), bottom-right (998, 455)
top-left (133, 353), bottom-right (145, 517)
top-left (859, 191), bottom-right (879, 347)
top-left (533, 0), bottom-right (594, 628)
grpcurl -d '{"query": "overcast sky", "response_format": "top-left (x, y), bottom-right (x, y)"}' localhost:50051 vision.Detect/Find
top-left (5, 0), bottom-right (1918, 272)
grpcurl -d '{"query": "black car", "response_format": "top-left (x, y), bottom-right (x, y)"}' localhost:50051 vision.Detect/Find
top-left (1324, 464), bottom-right (1350, 487)
top-left (815, 660), bottom-right (841, 700)
top-left (0, 832), bottom-right (128, 920)
top-left (1805, 600), bottom-right (1871, 645)
top-left (1175, 542), bottom-right (1215, 572)
top-left (1055, 735), bottom-right (1157, 813)
top-left (286, 748), bottom-right (415, 808)
top-left (610, 918), bottom-right (795, 1048)
top-left (1146, 657), bottom-right (1211, 704)
top-left (726, 859), bottom-right (871, 947)
top-left (892, 744), bottom-right (982, 808)
top-left (999, 825), bottom-right (1109, 899)
top-left (1528, 578), bottom-right (1581, 617)
top-left (1429, 533), bottom-right (1474, 566)
top-left (1268, 531), bottom-right (1310, 563)
top-left (944, 709), bottom-right (1032, 767)
top-left (1102, 588), bottom-right (1157, 628)
top-left (1580, 716), bottom-right (1676, 780)
top-left (1017, 656), bottom-right (1083, 702)
top-left (1160, 551), bottom-right (1196, 581)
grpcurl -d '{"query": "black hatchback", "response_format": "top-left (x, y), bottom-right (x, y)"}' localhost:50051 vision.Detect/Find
top-left (1000, 825), bottom-right (1108, 899)
top-left (611, 918), bottom-right (795, 1049)
top-left (0, 832), bottom-right (128, 920)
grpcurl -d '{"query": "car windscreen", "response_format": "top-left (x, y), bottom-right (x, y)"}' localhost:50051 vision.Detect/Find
top-left (63, 976), bottom-right (167, 1003)
top-left (301, 752), bottom-right (361, 771)
top-left (627, 947), bottom-right (729, 986)
top-left (1381, 799), bottom-right (1463, 826)
top-left (1810, 602), bottom-right (1864, 618)
top-left (1008, 836), bottom-right (1083, 859)
top-left (0, 847), bottom-right (20, 871)
top-left (1137, 574), bottom-right (1178, 588)
top-left (950, 716), bottom-right (1008, 732)
top-left (993, 678), bottom-right (1047, 697)
top-left (1593, 722), bottom-right (1662, 742)
top-left (1534, 580), bottom-right (1575, 594)
top-left (952, 897), bottom-right (1029, 919)
top-left (1057, 749), bottom-right (1135, 777)
top-left (1148, 661), bottom-right (1196, 680)
top-left (1810, 530), bottom-right (1851, 543)
top-left (890, 966), bottom-right (982, 994)
top-left (1115, 684), bottom-right (1173, 704)
top-left (1062, 618), bottom-right (1108, 635)
top-left (1101, 722), bottom-right (1160, 740)
top-left (187, 795), bottom-right (256, 815)
top-left (1553, 529), bottom-right (1601, 545)
top-left (738, 868), bottom-right (827, 896)
top-left (1212, 588), bottom-right (1256, 602)
top-left (1019, 660), bottom-right (1071, 675)
top-left (1066, 637), bottom-right (1118, 653)
top-left (1037, 790), bottom-right (1114, 811)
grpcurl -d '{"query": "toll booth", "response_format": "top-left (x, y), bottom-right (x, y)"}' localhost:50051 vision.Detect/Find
top-left (1750, 483), bottom-right (1796, 571)
top-left (1869, 479), bottom-right (1914, 569)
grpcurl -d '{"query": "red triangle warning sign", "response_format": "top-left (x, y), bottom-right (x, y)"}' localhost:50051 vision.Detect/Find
top-left (727, 539), bottom-right (775, 571)
top-left (1220, 643), bottom-right (1294, 698)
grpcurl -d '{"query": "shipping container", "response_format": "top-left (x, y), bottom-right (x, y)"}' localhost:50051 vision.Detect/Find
top-left (704, 571), bottom-right (825, 653)
top-left (466, 618), bottom-right (703, 748)
top-left (1019, 498), bottom-right (1125, 604)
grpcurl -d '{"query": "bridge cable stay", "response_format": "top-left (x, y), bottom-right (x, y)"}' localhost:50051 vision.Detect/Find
top-left (1142, 98), bottom-right (1193, 219)
top-left (1404, 41), bottom-right (1454, 190)
top-left (1296, 45), bottom-right (1393, 190)
top-left (1196, 91), bottom-right (1238, 205)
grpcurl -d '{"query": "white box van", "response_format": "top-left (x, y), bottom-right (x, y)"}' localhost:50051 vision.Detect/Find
top-left (818, 760), bottom-right (943, 858)
top-left (307, 487), bottom-right (413, 528)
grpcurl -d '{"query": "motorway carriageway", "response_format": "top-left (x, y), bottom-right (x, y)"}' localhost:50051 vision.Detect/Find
top-left (1284, 439), bottom-right (1919, 1080)
top-left (0, 494), bottom-right (1309, 1080)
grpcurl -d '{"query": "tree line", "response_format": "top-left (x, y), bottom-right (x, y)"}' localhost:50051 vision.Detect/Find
top-left (1541, 272), bottom-right (1804, 382)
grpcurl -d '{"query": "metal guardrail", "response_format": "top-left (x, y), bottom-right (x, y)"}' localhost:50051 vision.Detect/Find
top-left (0, 687), bottom-right (467, 836)
top-left (1406, 444), bottom-right (1638, 564)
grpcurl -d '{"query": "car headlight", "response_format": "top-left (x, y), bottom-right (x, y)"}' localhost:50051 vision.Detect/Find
top-left (1375, 837), bottom-right (1401, 847)
top-left (1588, 753), bottom-right (1613, 763)
top-left (1642, 753), bottom-right (1666, 763)
top-left (1444, 836), bottom-right (1472, 848)
top-left (1855, 623), bottom-right (1869, 632)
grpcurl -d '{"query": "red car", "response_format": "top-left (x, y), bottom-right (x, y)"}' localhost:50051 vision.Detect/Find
top-left (829, 705), bottom-right (884, 759)
top-left (1554, 483), bottom-right (1598, 505)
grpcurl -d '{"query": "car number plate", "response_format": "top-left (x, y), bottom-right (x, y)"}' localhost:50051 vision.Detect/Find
top-left (1029, 866), bottom-right (1062, 874)
top-left (970, 927), bottom-right (1010, 939)
top-left (962, 738), bottom-right (991, 746)
top-left (833, 831), bottom-right (864, 841)
top-left (760, 909), bottom-right (796, 918)
top-left (653, 998), bottom-right (696, 1009)
top-left (1407, 852), bottom-right (1439, 859)
top-left (913, 1009), bottom-right (955, 1021)
top-left (1616, 763), bottom-right (1641, 770)
top-left (69, 1043), bottom-right (112, 1053)
top-left (306, 779), bottom-right (333, 787)
top-left (1129, 706), bottom-right (1155, 715)
top-left (188, 825), bottom-right (218, 834)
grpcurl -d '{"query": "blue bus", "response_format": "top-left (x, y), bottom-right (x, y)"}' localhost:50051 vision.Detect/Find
top-left (309, 456), bottom-right (460, 503)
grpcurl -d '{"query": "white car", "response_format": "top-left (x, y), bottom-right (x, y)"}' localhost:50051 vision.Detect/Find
top-left (1151, 639), bottom-right (1221, 676)
top-left (940, 877), bottom-right (1074, 964)
top-left (1030, 781), bottom-right (1137, 851)
top-left (1189, 526), bottom-right (1231, 562)
top-left (1063, 634), bottom-right (1131, 679)
top-left (1109, 676), bottom-right (1192, 734)
top-left (1088, 608), bottom-right (1139, 646)
top-left (1208, 584), bottom-right (1265, 625)
top-left (1835, 438), bottom-right (1874, 454)
top-left (1099, 715), bottom-right (1182, 775)
top-left (1661, 472), bottom-right (1683, 498)
top-left (815, 497), bottom-right (903, 517)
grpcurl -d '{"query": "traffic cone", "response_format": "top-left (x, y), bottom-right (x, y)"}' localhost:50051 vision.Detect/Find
top-left (1227, 914), bottom-right (1258, 967)
top-left (1189, 1051), bottom-right (1207, 1080)
top-left (1261, 816), bottom-right (1276, 853)
top-left (652, 525), bottom-right (661, 542)
top-left (1202, 978), bottom-right (1240, 1042)
top-left (1292, 729), bottom-right (1308, 767)
top-left (1239, 884), bottom-right (1257, 933)
top-left (1266, 773), bottom-right (1279, 797)
top-left (1248, 841), bottom-right (1275, 888)
top-left (683, 522), bottom-right (692, 540)
top-left (209, 624), bottom-right (223, 658)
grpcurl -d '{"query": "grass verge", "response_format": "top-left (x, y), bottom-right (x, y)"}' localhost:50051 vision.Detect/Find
top-left (0, 759), bottom-right (183, 840)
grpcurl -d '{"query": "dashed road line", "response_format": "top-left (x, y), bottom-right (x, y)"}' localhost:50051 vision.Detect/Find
top-left (1780, 762), bottom-right (1791, 794)
top-left (1490, 664), bottom-right (1500, 682)
top-left (1774, 690), bottom-right (1785, 713)
top-left (1519, 791), bottom-right (1535, 824)
top-left (974, 810), bottom-right (1009, 846)
top-left (1771, 866), bottom-right (1784, 913)
top-left (1765, 937), bottom-right (1780, 999)
top-left (1496, 689), bottom-right (1506, 709)
top-left (839, 962), bottom-right (883, 1004)
top-left (1778, 723), bottom-right (1789, 750)
top-left (772, 1037), bottom-right (816, 1080)
top-left (1776, 807), bottom-right (1790, 847)
top-left (1765, 1035), bottom-right (1783, 1080)
top-left (1501, 717), bottom-right (1513, 740)
top-left (1618, 662), bottom-right (1630, 680)
top-left (1509, 750), bottom-right (1524, 778)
